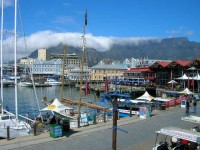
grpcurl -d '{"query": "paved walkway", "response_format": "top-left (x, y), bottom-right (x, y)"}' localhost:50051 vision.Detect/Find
top-left (0, 105), bottom-right (199, 150)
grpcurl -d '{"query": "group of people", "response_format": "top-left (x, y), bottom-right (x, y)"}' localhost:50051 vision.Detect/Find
top-left (185, 96), bottom-right (197, 115)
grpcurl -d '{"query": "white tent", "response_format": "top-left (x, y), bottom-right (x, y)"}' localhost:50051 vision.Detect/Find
top-left (179, 88), bottom-right (193, 95)
top-left (176, 74), bottom-right (190, 80)
top-left (136, 91), bottom-right (154, 101)
top-left (194, 74), bottom-right (200, 80)
top-left (41, 98), bottom-right (73, 112)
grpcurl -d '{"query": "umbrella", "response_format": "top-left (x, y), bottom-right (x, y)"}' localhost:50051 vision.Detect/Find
top-left (167, 80), bottom-right (177, 84)
top-left (167, 80), bottom-right (177, 90)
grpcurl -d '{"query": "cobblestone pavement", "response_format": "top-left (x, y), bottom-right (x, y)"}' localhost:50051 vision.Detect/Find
top-left (0, 105), bottom-right (199, 150)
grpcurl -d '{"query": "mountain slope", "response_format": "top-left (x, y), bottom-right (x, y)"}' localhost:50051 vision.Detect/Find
top-left (29, 37), bottom-right (200, 67)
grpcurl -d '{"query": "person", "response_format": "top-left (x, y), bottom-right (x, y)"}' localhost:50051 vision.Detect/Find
top-left (193, 99), bottom-right (197, 113)
top-left (185, 99), bottom-right (190, 115)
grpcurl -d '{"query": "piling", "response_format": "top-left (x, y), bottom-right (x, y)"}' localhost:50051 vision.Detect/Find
top-left (7, 126), bottom-right (10, 141)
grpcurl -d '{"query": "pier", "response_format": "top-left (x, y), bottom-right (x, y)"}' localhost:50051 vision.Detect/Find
top-left (0, 104), bottom-right (199, 150)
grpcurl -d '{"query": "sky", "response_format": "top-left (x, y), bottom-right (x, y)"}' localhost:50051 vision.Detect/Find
top-left (1, 0), bottom-right (200, 60)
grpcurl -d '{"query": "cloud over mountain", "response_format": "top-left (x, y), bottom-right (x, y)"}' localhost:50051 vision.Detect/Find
top-left (3, 30), bottom-right (161, 62)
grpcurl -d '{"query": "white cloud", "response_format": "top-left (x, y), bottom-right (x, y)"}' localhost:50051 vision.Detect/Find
top-left (2, 30), bottom-right (161, 62)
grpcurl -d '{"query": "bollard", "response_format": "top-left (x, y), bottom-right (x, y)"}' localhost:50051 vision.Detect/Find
top-left (130, 108), bottom-right (132, 117)
top-left (93, 114), bottom-right (97, 124)
top-left (117, 110), bottom-right (120, 120)
top-left (104, 112), bottom-right (107, 123)
top-left (78, 116), bottom-right (80, 128)
top-left (34, 123), bottom-right (37, 136)
top-left (7, 126), bottom-right (10, 141)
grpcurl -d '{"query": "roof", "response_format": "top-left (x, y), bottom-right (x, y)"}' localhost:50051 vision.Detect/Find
top-left (125, 67), bottom-right (153, 73)
top-left (150, 61), bottom-right (171, 68)
top-left (91, 64), bottom-right (127, 70)
top-left (171, 60), bottom-right (191, 67)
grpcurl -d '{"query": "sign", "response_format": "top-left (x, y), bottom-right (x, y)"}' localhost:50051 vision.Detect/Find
top-left (139, 107), bottom-right (151, 119)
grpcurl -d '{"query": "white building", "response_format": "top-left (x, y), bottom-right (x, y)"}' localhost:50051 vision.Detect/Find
top-left (31, 59), bottom-right (63, 75)
top-left (68, 66), bottom-right (91, 81)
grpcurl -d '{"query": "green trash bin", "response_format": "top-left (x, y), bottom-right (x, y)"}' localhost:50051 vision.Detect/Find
top-left (49, 124), bottom-right (63, 138)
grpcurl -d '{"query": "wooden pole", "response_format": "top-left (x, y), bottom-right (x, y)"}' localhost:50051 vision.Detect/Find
top-left (112, 97), bottom-right (118, 150)
top-left (60, 44), bottom-right (67, 99)
top-left (78, 10), bottom-right (87, 128)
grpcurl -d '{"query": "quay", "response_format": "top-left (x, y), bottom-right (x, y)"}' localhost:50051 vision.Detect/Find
top-left (0, 104), bottom-right (199, 150)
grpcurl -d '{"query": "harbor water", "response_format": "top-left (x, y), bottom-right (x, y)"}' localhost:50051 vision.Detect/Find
top-left (1, 85), bottom-right (100, 118)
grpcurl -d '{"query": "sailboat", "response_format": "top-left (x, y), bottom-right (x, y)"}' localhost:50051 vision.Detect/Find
top-left (0, 0), bottom-right (32, 139)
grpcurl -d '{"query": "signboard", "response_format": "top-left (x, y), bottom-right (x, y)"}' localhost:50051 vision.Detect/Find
top-left (139, 107), bottom-right (151, 119)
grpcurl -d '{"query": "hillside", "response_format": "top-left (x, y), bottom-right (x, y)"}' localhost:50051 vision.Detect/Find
top-left (29, 37), bottom-right (200, 67)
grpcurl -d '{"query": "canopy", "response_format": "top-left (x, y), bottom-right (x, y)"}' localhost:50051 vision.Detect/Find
top-left (136, 91), bottom-right (154, 101)
top-left (41, 98), bottom-right (73, 112)
top-left (176, 74), bottom-right (189, 80)
top-left (167, 80), bottom-right (177, 84)
top-left (194, 74), bottom-right (200, 80)
top-left (179, 88), bottom-right (193, 95)
top-left (156, 127), bottom-right (200, 143)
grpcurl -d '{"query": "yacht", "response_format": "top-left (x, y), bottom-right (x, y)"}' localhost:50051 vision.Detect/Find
top-left (45, 78), bottom-right (62, 86)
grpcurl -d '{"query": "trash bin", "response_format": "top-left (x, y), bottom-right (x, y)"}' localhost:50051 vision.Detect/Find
top-left (49, 124), bottom-right (62, 138)
top-left (62, 120), bottom-right (70, 132)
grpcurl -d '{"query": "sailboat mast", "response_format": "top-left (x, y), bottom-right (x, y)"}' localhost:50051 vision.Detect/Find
top-left (14, 0), bottom-right (18, 120)
top-left (78, 9), bottom-right (87, 127)
top-left (60, 44), bottom-right (67, 99)
top-left (0, 0), bottom-right (4, 115)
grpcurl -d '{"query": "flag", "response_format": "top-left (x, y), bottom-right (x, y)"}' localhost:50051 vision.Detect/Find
top-left (104, 78), bottom-right (109, 93)
top-left (84, 9), bottom-right (87, 26)
top-left (85, 80), bottom-right (90, 96)
top-left (187, 77), bottom-right (190, 88)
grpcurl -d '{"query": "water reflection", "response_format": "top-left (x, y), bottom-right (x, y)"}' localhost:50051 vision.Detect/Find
top-left (2, 86), bottom-right (99, 118)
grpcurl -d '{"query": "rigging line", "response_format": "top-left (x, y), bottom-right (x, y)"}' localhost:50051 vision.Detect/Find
top-left (17, 2), bottom-right (43, 122)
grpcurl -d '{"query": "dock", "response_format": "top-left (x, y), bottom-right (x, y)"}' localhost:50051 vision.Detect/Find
top-left (0, 104), bottom-right (199, 150)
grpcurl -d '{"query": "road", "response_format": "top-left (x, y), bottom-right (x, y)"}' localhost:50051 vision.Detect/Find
top-left (0, 105), bottom-right (198, 150)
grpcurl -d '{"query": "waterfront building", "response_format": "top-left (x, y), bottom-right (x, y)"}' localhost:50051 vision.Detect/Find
top-left (90, 62), bottom-right (128, 81)
top-left (19, 58), bottom-right (35, 65)
top-left (124, 67), bottom-right (155, 85)
top-left (68, 66), bottom-right (91, 81)
top-left (51, 53), bottom-right (81, 67)
top-left (150, 60), bottom-right (191, 86)
top-left (30, 59), bottom-right (63, 78)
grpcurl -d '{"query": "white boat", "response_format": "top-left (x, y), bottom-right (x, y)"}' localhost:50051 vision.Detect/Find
top-left (2, 78), bottom-right (15, 86)
top-left (18, 80), bottom-right (33, 87)
top-left (0, 0), bottom-right (33, 139)
top-left (45, 78), bottom-right (61, 86)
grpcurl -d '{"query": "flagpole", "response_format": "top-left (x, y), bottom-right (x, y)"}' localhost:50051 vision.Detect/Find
top-left (78, 9), bottom-right (87, 128)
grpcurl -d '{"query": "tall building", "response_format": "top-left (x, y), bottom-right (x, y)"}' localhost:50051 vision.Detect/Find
top-left (51, 53), bottom-right (81, 67)
top-left (38, 48), bottom-right (50, 61)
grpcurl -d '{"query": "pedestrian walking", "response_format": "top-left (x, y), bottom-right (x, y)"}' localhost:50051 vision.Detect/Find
top-left (193, 99), bottom-right (197, 114)
top-left (185, 99), bottom-right (190, 115)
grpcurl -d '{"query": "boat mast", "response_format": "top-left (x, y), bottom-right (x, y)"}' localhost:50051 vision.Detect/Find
top-left (60, 44), bottom-right (67, 99)
top-left (0, 0), bottom-right (4, 115)
top-left (78, 9), bottom-right (87, 127)
top-left (14, 0), bottom-right (18, 120)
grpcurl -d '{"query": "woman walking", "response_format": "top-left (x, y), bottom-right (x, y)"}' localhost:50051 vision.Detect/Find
top-left (193, 100), bottom-right (197, 114)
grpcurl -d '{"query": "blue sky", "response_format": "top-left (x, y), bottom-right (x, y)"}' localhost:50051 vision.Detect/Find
top-left (1, 0), bottom-right (200, 58)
